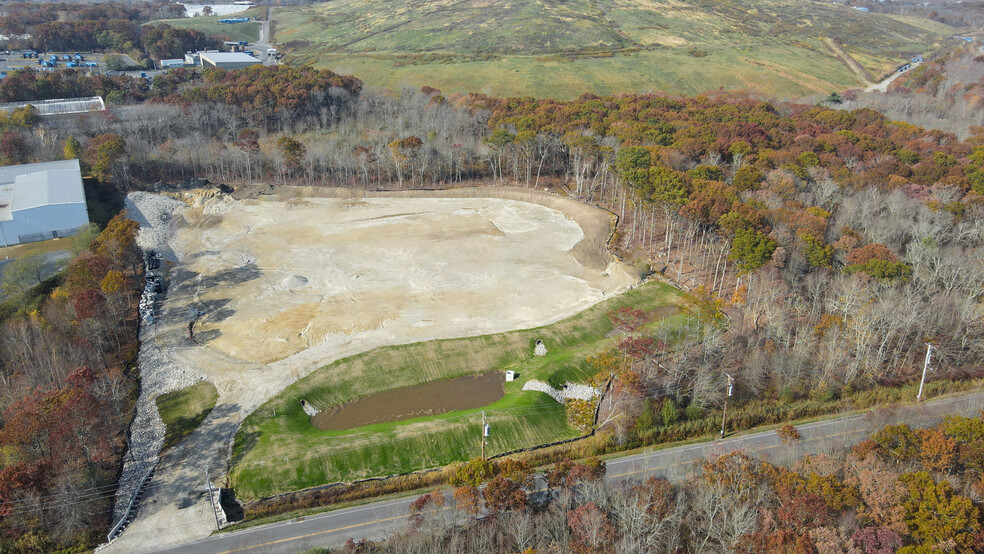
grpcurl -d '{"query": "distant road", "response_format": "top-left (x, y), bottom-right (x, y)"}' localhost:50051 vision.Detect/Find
top-left (150, 389), bottom-right (984, 554)
top-left (253, 8), bottom-right (275, 66)
top-left (866, 61), bottom-right (921, 93)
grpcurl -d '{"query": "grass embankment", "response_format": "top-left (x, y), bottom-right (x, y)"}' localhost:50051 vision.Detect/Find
top-left (156, 381), bottom-right (219, 450)
top-left (149, 12), bottom-right (262, 44)
top-left (272, 0), bottom-right (951, 98)
top-left (229, 374), bottom-right (984, 529)
top-left (230, 281), bottom-right (687, 500)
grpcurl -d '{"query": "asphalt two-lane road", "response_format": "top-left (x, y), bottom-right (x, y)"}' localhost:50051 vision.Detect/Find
top-left (152, 390), bottom-right (983, 554)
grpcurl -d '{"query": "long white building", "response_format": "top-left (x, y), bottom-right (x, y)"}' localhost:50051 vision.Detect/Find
top-left (0, 159), bottom-right (90, 247)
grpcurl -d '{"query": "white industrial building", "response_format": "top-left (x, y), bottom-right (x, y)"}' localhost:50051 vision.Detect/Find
top-left (0, 159), bottom-right (89, 247)
top-left (199, 51), bottom-right (261, 70)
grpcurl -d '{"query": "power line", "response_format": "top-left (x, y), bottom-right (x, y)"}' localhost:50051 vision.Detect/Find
top-left (0, 482), bottom-right (122, 507)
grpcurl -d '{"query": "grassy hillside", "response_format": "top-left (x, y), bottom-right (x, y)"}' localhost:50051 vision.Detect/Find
top-left (230, 281), bottom-right (687, 500)
top-left (272, 0), bottom-right (953, 98)
top-left (149, 10), bottom-right (263, 43)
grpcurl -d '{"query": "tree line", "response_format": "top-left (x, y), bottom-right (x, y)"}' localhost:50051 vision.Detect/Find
top-left (6, 65), bottom-right (984, 412)
top-left (0, 216), bottom-right (143, 552)
top-left (841, 47), bottom-right (984, 140)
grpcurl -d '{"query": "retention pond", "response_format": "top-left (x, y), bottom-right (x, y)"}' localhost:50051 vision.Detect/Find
top-left (311, 372), bottom-right (506, 431)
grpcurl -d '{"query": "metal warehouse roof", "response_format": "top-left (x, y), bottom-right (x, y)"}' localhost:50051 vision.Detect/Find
top-left (0, 159), bottom-right (85, 222)
top-left (0, 96), bottom-right (105, 116)
top-left (200, 52), bottom-right (260, 63)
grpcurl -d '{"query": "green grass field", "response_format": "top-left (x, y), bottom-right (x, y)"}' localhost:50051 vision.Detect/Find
top-left (230, 281), bottom-right (688, 500)
top-left (149, 12), bottom-right (262, 44)
top-left (156, 381), bottom-right (219, 450)
top-left (272, 0), bottom-right (953, 98)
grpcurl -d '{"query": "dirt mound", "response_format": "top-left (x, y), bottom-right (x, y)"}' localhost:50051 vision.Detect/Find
top-left (280, 274), bottom-right (310, 291)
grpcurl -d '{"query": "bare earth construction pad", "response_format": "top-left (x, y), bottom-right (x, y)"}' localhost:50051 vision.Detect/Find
top-left (175, 195), bottom-right (636, 367)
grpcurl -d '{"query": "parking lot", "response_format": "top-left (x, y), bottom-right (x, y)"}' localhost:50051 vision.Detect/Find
top-left (0, 51), bottom-right (122, 75)
top-left (0, 43), bottom-right (276, 82)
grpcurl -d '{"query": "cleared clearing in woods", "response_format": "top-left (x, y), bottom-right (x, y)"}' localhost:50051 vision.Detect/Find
top-left (135, 187), bottom-right (685, 498)
top-left (136, 187), bottom-right (665, 500)
top-left (173, 191), bottom-right (636, 368)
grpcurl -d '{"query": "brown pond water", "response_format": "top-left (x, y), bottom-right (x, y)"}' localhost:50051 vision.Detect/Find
top-left (311, 372), bottom-right (506, 431)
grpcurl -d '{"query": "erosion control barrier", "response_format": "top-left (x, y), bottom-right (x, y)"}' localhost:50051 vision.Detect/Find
top-left (488, 432), bottom-right (593, 460)
top-left (106, 464), bottom-right (156, 542)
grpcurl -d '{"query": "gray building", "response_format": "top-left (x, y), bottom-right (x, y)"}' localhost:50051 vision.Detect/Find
top-left (0, 159), bottom-right (89, 247)
top-left (199, 51), bottom-right (261, 70)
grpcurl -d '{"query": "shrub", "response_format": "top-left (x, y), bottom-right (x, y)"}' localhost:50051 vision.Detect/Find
top-left (777, 424), bottom-right (801, 444)
top-left (448, 457), bottom-right (497, 487)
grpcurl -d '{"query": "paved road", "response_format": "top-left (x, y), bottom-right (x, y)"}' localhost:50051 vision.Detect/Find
top-left (150, 390), bottom-right (984, 554)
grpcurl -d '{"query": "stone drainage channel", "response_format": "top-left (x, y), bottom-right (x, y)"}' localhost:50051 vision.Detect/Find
top-left (101, 193), bottom-right (207, 547)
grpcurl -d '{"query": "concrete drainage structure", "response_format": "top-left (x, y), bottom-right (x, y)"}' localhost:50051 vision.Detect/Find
top-left (300, 399), bottom-right (320, 417)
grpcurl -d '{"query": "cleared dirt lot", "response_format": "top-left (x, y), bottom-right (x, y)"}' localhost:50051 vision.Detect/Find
top-left (106, 187), bottom-right (636, 552)
top-left (173, 192), bottom-right (635, 373)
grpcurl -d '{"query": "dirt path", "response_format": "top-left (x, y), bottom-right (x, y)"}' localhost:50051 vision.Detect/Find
top-left (822, 37), bottom-right (873, 88)
top-left (865, 61), bottom-right (920, 92)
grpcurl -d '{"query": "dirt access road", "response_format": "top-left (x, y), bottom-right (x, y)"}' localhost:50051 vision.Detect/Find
top-left (823, 37), bottom-right (873, 88)
top-left (103, 186), bottom-right (637, 553)
top-left (152, 389), bottom-right (984, 553)
top-left (865, 60), bottom-right (921, 92)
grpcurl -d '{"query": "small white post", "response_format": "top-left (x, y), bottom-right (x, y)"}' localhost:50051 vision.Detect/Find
top-left (480, 411), bottom-right (489, 459)
top-left (917, 343), bottom-right (933, 402)
top-left (720, 373), bottom-right (734, 438)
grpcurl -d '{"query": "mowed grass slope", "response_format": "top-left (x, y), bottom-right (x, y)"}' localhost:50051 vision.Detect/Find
top-left (156, 381), bottom-right (219, 450)
top-left (230, 281), bottom-right (687, 500)
top-left (148, 11), bottom-right (262, 44)
top-left (273, 0), bottom-right (952, 98)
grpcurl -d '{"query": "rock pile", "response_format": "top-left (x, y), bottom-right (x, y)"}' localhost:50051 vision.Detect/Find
top-left (111, 193), bottom-right (205, 528)
top-left (522, 379), bottom-right (599, 403)
top-left (126, 192), bottom-right (186, 262)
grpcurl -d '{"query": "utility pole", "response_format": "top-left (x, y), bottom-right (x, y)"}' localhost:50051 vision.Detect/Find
top-left (204, 465), bottom-right (220, 530)
top-left (720, 373), bottom-right (734, 438)
top-left (480, 411), bottom-right (489, 460)
top-left (917, 343), bottom-right (934, 402)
